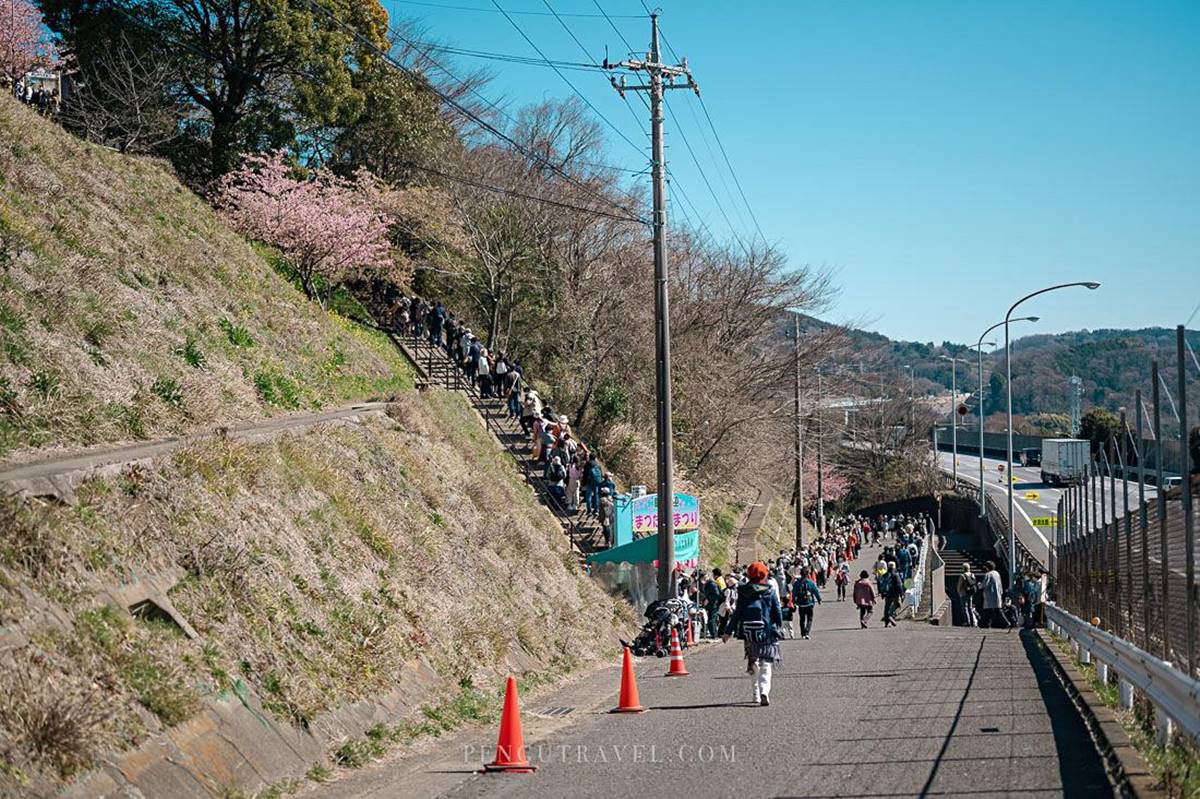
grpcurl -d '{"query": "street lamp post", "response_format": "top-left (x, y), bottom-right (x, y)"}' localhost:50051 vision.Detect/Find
top-left (938, 355), bottom-right (960, 485)
top-left (1004, 282), bottom-right (1100, 585)
top-left (793, 312), bottom-right (805, 550)
top-left (972, 317), bottom-right (1037, 517)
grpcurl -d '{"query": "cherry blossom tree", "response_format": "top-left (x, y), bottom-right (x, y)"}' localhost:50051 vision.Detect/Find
top-left (216, 151), bottom-right (393, 308)
top-left (0, 0), bottom-right (57, 85)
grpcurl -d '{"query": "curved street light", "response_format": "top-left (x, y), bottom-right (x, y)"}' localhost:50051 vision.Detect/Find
top-left (972, 317), bottom-right (1037, 516)
top-left (1005, 282), bottom-right (1101, 584)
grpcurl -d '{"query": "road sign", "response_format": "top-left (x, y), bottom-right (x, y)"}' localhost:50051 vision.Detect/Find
top-left (998, 464), bottom-right (1006, 472)
top-left (1024, 491), bottom-right (1040, 501)
top-left (957, 404), bottom-right (968, 416)
top-left (1032, 516), bottom-right (1057, 528)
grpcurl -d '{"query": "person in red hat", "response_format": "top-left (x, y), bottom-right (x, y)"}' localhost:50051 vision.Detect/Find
top-left (723, 560), bottom-right (783, 706)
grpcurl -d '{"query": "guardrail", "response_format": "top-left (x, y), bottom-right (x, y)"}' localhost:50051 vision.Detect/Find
top-left (1046, 603), bottom-right (1200, 745)
top-left (903, 518), bottom-right (935, 617)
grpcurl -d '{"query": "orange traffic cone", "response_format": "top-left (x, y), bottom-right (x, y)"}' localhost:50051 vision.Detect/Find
top-left (610, 647), bottom-right (646, 713)
top-left (483, 676), bottom-right (537, 773)
top-left (685, 618), bottom-right (695, 646)
top-left (665, 628), bottom-right (689, 676)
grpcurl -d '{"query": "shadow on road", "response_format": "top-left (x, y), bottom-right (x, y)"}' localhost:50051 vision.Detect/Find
top-left (1019, 629), bottom-right (1113, 798)
top-left (649, 701), bottom-right (759, 710)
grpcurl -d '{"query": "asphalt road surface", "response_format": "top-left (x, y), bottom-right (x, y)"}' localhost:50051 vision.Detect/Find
top-left (311, 545), bottom-right (1114, 799)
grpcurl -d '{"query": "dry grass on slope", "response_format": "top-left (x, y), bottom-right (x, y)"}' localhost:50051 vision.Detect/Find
top-left (0, 95), bottom-right (411, 462)
top-left (0, 389), bottom-right (634, 793)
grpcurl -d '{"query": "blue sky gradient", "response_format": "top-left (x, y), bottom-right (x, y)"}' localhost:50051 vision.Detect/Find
top-left (386, 0), bottom-right (1200, 344)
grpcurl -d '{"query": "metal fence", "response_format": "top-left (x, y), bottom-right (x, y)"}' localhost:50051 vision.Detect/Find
top-left (1053, 324), bottom-right (1198, 680)
top-left (1055, 476), bottom-right (1198, 679)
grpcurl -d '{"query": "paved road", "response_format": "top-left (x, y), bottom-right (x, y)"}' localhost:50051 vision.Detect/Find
top-left (313, 545), bottom-right (1114, 799)
top-left (936, 450), bottom-right (1157, 565)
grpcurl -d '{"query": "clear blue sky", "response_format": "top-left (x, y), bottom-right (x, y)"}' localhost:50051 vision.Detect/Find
top-left (385, 0), bottom-right (1200, 344)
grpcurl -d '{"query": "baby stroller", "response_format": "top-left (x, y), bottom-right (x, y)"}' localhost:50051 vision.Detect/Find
top-left (628, 597), bottom-right (688, 657)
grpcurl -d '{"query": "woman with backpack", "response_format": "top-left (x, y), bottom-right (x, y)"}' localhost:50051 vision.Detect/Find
top-left (791, 570), bottom-right (822, 640)
top-left (956, 563), bottom-right (980, 627)
top-left (723, 561), bottom-right (783, 706)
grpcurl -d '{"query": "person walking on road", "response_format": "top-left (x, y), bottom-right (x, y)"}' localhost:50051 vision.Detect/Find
top-left (790, 570), bottom-right (822, 640)
top-left (956, 564), bottom-right (979, 627)
top-left (834, 558), bottom-right (849, 601)
top-left (853, 570), bottom-right (876, 629)
top-left (980, 561), bottom-right (1004, 628)
top-left (724, 561), bottom-right (783, 707)
top-left (880, 562), bottom-right (904, 628)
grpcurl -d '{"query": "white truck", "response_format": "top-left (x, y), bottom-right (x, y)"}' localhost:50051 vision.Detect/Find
top-left (1040, 438), bottom-right (1089, 486)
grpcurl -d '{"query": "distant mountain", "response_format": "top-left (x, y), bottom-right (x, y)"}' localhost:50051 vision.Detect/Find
top-left (806, 320), bottom-right (1200, 421)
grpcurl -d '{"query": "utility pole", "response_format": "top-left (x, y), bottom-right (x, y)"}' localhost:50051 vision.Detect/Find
top-left (816, 368), bottom-right (825, 538)
top-left (606, 14), bottom-right (697, 601)
top-left (1069, 376), bottom-right (1083, 437)
top-left (794, 314), bottom-right (805, 550)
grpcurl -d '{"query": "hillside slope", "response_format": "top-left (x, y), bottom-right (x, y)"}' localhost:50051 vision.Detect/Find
top-left (0, 97), bottom-right (634, 795)
top-left (0, 94), bottom-right (411, 462)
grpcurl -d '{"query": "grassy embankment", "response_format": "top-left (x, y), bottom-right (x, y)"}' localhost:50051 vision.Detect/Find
top-left (0, 95), bottom-right (634, 795)
top-left (0, 94), bottom-right (411, 463)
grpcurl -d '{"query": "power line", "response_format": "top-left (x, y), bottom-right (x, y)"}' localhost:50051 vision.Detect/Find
top-left (406, 163), bottom-right (643, 221)
top-left (390, 0), bottom-right (640, 18)
top-left (489, 0), bottom-right (646, 160)
top-left (662, 95), bottom-right (751, 258)
top-left (541, 0), bottom-right (648, 151)
top-left (697, 95), bottom-right (767, 245)
top-left (643, 0), bottom-right (767, 248)
top-left (386, 25), bottom-right (636, 176)
top-left (300, 0), bottom-right (646, 222)
top-left (678, 93), bottom-right (753, 238)
top-left (420, 43), bottom-right (608, 71)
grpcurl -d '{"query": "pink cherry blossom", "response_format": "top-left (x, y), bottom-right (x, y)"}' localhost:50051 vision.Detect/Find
top-left (0, 0), bottom-right (57, 84)
top-left (216, 150), bottom-right (393, 306)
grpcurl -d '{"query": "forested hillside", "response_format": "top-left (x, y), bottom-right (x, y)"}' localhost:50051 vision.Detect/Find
top-left (820, 320), bottom-right (1200, 420)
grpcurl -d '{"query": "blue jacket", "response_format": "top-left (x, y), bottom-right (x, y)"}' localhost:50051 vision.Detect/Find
top-left (791, 577), bottom-right (822, 608)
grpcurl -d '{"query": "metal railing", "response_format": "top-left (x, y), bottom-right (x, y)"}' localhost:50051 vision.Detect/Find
top-left (400, 333), bottom-right (597, 555)
top-left (1046, 603), bottom-right (1200, 744)
top-left (948, 473), bottom-right (1042, 577)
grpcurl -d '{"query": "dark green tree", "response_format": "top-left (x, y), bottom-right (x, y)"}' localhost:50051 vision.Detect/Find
top-left (1079, 407), bottom-right (1121, 455)
top-left (38, 0), bottom-right (408, 180)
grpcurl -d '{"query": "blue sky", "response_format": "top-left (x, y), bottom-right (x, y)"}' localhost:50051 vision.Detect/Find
top-left (384, 0), bottom-right (1200, 345)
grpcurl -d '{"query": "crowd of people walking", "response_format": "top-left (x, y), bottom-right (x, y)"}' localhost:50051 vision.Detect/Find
top-left (385, 292), bottom-right (620, 545)
top-left (10, 79), bottom-right (60, 116)
top-left (664, 513), bottom-right (929, 704)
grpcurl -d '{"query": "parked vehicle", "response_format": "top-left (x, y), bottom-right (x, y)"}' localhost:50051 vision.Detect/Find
top-left (1040, 439), bottom-right (1089, 486)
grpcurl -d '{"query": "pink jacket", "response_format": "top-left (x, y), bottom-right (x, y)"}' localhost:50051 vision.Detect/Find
top-left (853, 579), bottom-right (876, 607)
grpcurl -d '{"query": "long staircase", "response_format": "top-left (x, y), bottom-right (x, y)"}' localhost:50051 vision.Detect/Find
top-left (394, 331), bottom-right (607, 557)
